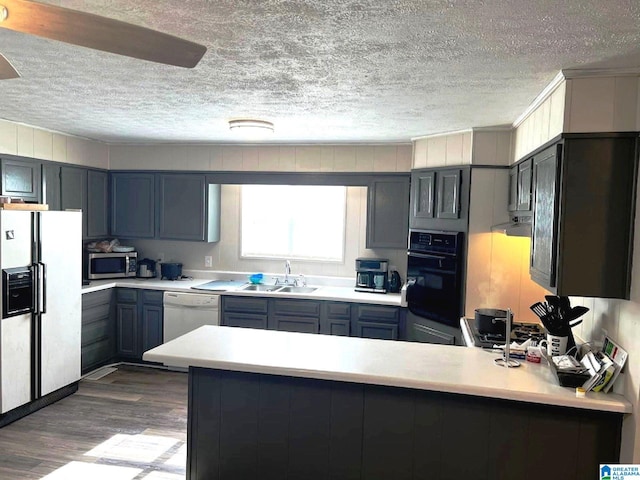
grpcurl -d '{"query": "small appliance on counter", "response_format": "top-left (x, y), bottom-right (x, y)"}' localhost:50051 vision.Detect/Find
top-left (461, 317), bottom-right (545, 348)
top-left (355, 258), bottom-right (389, 293)
top-left (87, 251), bottom-right (137, 280)
top-left (388, 269), bottom-right (402, 293)
top-left (160, 262), bottom-right (183, 281)
top-left (137, 258), bottom-right (157, 278)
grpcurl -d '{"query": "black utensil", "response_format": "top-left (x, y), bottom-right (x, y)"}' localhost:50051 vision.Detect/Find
top-left (545, 295), bottom-right (559, 316)
top-left (530, 302), bottom-right (558, 334)
top-left (565, 305), bottom-right (589, 323)
top-left (558, 296), bottom-right (571, 319)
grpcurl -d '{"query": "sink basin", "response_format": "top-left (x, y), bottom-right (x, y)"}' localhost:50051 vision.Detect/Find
top-left (239, 284), bottom-right (283, 292)
top-left (276, 286), bottom-right (318, 293)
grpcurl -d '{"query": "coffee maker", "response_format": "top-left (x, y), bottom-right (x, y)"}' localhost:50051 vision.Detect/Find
top-left (355, 258), bottom-right (389, 293)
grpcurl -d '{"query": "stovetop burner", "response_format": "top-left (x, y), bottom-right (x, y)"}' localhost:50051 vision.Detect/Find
top-left (466, 318), bottom-right (545, 348)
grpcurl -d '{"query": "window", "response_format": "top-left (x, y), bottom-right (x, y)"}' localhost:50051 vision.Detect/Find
top-left (241, 185), bottom-right (346, 262)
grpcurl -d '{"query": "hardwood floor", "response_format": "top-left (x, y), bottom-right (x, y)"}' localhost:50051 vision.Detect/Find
top-left (0, 365), bottom-right (188, 480)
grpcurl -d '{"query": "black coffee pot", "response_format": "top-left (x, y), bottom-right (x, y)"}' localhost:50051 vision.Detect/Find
top-left (388, 270), bottom-right (402, 293)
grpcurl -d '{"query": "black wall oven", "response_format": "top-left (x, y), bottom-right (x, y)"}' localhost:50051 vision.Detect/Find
top-left (406, 230), bottom-right (464, 344)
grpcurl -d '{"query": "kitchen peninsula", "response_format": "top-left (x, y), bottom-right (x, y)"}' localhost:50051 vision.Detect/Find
top-left (144, 326), bottom-right (630, 480)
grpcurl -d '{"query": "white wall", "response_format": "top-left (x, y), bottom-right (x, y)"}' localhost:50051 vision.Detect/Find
top-left (512, 79), bottom-right (566, 161)
top-left (109, 144), bottom-right (412, 173)
top-left (0, 120), bottom-right (108, 168)
top-left (464, 168), bottom-right (548, 323)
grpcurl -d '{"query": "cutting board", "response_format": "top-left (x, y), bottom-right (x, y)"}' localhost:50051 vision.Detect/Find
top-left (191, 280), bottom-right (246, 291)
top-left (0, 203), bottom-right (49, 210)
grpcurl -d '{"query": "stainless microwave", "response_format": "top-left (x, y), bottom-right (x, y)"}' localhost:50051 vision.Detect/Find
top-left (87, 252), bottom-right (138, 279)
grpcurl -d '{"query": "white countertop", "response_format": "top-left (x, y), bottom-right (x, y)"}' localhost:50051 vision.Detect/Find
top-left (82, 277), bottom-right (404, 306)
top-left (143, 325), bottom-right (632, 414)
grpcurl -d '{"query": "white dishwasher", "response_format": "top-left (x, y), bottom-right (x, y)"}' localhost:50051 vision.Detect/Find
top-left (163, 291), bottom-right (220, 343)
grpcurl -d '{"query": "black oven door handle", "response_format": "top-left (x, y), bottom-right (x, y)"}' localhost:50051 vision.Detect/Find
top-left (408, 252), bottom-right (448, 261)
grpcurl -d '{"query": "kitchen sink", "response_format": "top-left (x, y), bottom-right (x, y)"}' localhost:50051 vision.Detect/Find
top-left (239, 284), bottom-right (283, 292)
top-left (275, 286), bottom-right (318, 293)
top-left (238, 284), bottom-right (318, 294)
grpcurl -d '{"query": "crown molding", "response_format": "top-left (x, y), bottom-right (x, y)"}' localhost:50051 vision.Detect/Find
top-left (562, 66), bottom-right (640, 79)
top-left (411, 128), bottom-right (473, 142)
top-left (512, 71), bottom-right (566, 129)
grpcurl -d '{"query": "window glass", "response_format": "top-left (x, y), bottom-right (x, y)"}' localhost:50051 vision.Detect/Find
top-left (241, 185), bottom-right (346, 262)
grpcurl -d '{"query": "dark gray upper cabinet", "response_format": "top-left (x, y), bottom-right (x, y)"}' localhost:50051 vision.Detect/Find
top-left (87, 170), bottom-right (109, 239)
top-left (42, 164), bottom-right (61, 211)
top-left (530, 146), bottom-right (559, 289)
top-left (158, 174), bottom-right (220, 242)
top-left (435, 168), bottom-right (461, 219)
top-left (516, 158), bottom-right (532, 212)
top-left (411, 170), bottom-right (435, 220)
top-left (1, 157), bottom-right (41, 202)
top-left (61, 166), bottom-right (87, 211)
top-left (111, 173), bottom-right (156, 238)
top-left (59, 166), bottom-right (109, 239)
top-left (508, 158), bottom-right (532, 214)
top-left (410, 167), bottom-right (470, 232)
top-left (366, 176), bottom-right (410, 249)
top-left (530, 135), bottom-right (638, 298)
top-left (110, 172), bottom-right (220, 241)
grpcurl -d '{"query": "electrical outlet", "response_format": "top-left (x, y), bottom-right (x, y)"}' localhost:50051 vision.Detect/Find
top-left (157, 252), bottom-right (165, 263)
top-left (205, 256), bottom-right (213, 267)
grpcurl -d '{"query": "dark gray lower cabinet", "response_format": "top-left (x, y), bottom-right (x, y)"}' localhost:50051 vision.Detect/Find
top-left (406, 312), bottom-right (461, 345)
top-left (270, 299), bottom-right (320, 333)
top-left (221, 296), bottom-right (401, 340)
top-left (81, 289), bottom-right (115, 374)
top-left (188, 368), bottom-right (621, 480)
top-left (355, 304), bottom-right (401, 340)
top-left (320, 302), bottom-right (351, 336)
top-left (116, 288), bottom-right (163, 361)
top-left (221, 296), bottom-right (268, 329)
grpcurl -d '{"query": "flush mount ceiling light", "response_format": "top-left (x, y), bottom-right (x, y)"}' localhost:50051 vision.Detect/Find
top-left (228, 119), bottom-right (274, 135)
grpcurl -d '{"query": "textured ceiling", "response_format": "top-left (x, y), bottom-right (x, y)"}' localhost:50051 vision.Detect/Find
top-left (1, 0), bottom-right (640, 144)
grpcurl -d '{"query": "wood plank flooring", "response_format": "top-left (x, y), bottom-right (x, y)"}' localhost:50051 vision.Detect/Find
top-left (0, 365), bottom-right (188, 480)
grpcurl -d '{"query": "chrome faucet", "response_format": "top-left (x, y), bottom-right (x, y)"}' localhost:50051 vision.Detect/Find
top-left (284, 260), bottom-right (291, 284)
top-left (294, 274), bottom-right (306, 287)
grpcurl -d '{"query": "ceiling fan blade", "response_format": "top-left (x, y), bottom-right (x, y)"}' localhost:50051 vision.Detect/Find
top-left (0, 52), bottom-right (20, 79)
top-left (0, 0), bottom-right (206, 68)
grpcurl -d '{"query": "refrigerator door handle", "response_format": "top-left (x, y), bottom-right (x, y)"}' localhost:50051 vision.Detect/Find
top-left (30, 263), bottom-right (38, 315)
top-left (38, 262), bottom-right (47, 314)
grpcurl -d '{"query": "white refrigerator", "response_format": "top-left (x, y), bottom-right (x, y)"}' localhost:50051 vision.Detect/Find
top-left (0, 210), bottom-right (81, 414)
